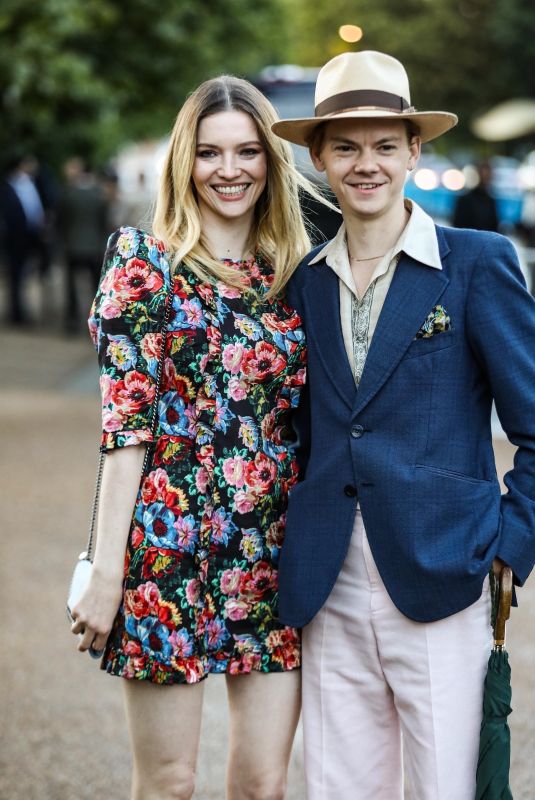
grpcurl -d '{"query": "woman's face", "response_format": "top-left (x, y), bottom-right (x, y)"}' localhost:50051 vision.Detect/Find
top-left (192, 110), bottom-right (268, 226)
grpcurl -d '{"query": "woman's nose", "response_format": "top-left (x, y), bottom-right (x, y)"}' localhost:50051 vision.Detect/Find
top-left (218, 154), bottom-right (241, 179)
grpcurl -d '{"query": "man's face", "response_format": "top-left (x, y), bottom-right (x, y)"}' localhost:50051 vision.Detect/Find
top-left (311, 118), bottom-right (420, 222)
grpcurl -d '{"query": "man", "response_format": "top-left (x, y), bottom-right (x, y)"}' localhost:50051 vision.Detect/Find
top-left (452, 160), bottom-right (499, 232)
top-left (0, 154), bottom-right (47, 325)
top-left (57, 157), bottom-right (109, 331)
top-left (272, 51), bottom-right (535, 799)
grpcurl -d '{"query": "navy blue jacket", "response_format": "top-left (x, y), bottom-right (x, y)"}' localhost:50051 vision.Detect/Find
top-left (279, 226), bottom-right (535, 625)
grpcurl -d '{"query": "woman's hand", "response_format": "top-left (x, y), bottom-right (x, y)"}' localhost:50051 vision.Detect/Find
top-left (70, 565), bottom-right (124, 655)
top-left (70, 444), bottom-right (146, 656)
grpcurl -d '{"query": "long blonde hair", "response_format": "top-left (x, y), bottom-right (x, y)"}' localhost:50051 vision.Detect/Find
top-left (152, 75), bottom-right (328, 299)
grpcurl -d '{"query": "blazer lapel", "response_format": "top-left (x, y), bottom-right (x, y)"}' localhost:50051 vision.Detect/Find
top-left (301, 263), bottom-right (356, 410)
top-left (353, 251), bottom-right (450, 417)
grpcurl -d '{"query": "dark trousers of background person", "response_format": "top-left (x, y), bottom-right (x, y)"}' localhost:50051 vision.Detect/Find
top-left (4, 242), bottom-right (30, 325)
top-left (64, 253), bottom-right (101, 330)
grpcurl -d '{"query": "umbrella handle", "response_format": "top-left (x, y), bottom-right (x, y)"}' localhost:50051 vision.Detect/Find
top-left (494, 565), bottom-right (513, 647)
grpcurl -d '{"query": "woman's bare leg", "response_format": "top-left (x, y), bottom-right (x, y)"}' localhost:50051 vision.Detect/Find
top-left (123, 679), bottom-right (205, 800)
top-left (225, 670), bottom-right (301, 800)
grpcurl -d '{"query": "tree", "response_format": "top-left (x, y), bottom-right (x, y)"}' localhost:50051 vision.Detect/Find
top-left (0, 0), bottom-right (287, 169)
top-left (279, 0), bottom-right (535, 149)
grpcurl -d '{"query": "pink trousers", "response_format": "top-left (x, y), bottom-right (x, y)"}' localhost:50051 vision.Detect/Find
top-left (302, 509), bottom-right (492, 800)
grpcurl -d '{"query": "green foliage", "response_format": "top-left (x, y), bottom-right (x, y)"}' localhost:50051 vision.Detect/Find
top-left (280, 0), bottom-right (535, 148)
top-left (3, 0), bottom-right (534, 166)
top-left (0, 0), bottom-right (287, 169)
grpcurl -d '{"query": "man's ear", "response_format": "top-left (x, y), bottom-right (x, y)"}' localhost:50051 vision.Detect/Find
top-left (408, 136), bottom-right (421, 171)
top-left (310, 148), bottom-right (325, 172)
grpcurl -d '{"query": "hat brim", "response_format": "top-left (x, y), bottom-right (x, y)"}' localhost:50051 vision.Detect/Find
top-left (272, 110), bottom-right (458, 146)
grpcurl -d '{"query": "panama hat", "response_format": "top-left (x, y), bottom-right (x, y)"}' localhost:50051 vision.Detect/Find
top-left (272, 50), bottom-right (457, 146)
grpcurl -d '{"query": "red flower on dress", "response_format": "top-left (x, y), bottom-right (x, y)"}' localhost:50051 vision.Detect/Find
top-left (114, 257), bottom-right (164, 300)
top-left (265, 628), bottom-right (301, 669)
top-left (131, 525), bottom-right (145, 548)
top-left (240, 560), bottom-right (277, 602)
top-left (228, 652), bottom-right (262, 674)
top-left (260, 311), bottom-right (301, 334)
top-left (245, 452), bottom-right (277, 495)
top-left (111, 370), bottom-right (155, 414)
top-left (124, 588), bottom-right (151, 619)
top-left (141, 547), bottom-right (182, 579)
top-left (145, 235), bottom-right (166, 253)
top-left (241, 341), bottom-right (286, 381)
top-left (266, 517), bottom-right (285, 551)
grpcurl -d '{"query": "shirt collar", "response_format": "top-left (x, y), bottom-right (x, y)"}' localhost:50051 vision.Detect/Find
top-left (308, 199), bottom-right (442, 274)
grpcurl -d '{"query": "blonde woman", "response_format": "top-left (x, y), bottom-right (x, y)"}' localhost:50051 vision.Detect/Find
top-left (70, 76), bottom-right (318, 800)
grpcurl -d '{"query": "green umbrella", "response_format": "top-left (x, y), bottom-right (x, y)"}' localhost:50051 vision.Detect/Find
top-left (475, 566), bottom-right (514, 800)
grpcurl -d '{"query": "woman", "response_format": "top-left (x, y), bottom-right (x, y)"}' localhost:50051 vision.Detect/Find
top-left (70, 76), bottom-right (316, 800)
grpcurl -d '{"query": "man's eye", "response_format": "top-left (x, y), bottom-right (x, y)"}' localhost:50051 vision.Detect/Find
top-left (334, 145), bottom-right (353, 152)
top-left (379, 145), bottom-right (396, 152)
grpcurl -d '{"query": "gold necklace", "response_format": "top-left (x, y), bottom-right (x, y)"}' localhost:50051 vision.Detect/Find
top-left (349, 253), bottom-right (387, 262)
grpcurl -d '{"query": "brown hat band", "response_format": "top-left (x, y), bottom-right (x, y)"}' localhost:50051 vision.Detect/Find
top-left (315, 89), bottom-right (412, 118)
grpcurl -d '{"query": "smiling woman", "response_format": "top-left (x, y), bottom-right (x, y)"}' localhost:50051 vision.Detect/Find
top-left (70, 74), bottom-right (327, 800)
top-left (192, 111), bottom-right (268, 229)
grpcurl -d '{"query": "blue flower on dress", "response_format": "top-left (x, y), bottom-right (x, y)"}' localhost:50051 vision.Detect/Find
top-left (158, 392), bottom-right (190, 436)
top-left (143, 502), bottom-right (180, 549)
top-left (216, 297), bottom-right (231, 319)
top-left (174, 514), bottom-right (199, 554)
top-left (106, 335), bottom-right (137, 370)
top-left (170, 627), bottom-right (194, 658)
top-left (238, 416), bottom-right (259, 452)
top-left (273, 327), bottom-right (305, 356)
top-left (214, 393), bottom-right (236, 433)
top-left (204, 616), bottom-right (230, 651)
top-left (131, 616), bottom-right (173, 662)
top-left (173, 297), bottom-right (207, 330)
top-left (210, 506), bottom-right (239, 546)
top-left (233, 313), bottom-right (264, 341)
top-left (240, 528), bottom-right (264, 562)
top-left (115, 227), bottom-right (140, 259)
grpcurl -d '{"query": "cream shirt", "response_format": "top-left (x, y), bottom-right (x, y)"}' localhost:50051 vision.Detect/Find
top-left (308, 199), bottom-right (443, 384)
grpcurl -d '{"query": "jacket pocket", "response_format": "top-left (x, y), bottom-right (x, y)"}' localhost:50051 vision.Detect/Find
top-left (415, 464), bottom-right (490, 485)
top-left (403, 330), bottom-right (456, 359)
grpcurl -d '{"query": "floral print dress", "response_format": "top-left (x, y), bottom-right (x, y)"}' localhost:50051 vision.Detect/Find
top-left (88, 227), bottom-right (306, 684)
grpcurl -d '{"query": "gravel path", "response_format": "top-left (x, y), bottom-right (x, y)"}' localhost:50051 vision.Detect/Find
top-left (0, 328), bottom-right (532, 799)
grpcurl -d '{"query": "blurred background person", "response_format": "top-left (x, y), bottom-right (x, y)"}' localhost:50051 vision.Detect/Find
top-left (517, 187), bottom-right (535, 296)
top-left (0, 153), bottom-right (49, 325)
top-left (118, 170), bottom-right (154, 230)
top-left (57, 157), bottom-right (109, 332)
top-left (452, 160), bottom-right (499, 232)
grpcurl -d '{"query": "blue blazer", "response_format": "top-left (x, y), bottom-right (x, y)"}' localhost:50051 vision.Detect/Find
top-left (279, 226), bottom-right (535, 625)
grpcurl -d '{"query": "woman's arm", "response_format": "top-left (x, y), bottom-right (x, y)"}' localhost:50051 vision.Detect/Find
top-left (70, 445), bottom-right (146, 654)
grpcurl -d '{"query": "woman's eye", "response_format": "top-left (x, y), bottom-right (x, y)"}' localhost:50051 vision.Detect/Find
top-left (197, 149), bottom-right (217, 159)
top-left (241, 148), bottom-right (262, 157)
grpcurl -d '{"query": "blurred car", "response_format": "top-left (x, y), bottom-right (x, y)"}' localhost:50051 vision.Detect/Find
top-left (405, 152), bottom-right (525, 226)
top-left (488, 155), bottom-right (524, 226)
top-left (404, 153), bottom-right (466, 222)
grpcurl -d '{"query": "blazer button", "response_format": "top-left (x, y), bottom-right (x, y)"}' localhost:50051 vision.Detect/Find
top-left (344, 484), bottom-right (358, 498)
top-left (351, 424), bottom-right (364, 438)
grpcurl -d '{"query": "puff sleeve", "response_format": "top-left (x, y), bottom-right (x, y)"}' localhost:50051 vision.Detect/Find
top-left (88, 226), bottom-right (171, 450)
